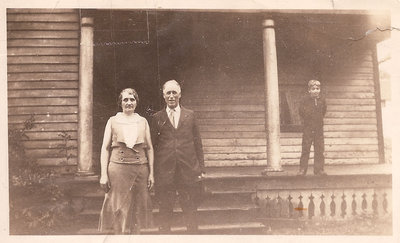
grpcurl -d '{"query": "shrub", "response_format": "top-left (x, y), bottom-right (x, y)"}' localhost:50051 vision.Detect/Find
top-left (8, 116), bottom-right (75, 234)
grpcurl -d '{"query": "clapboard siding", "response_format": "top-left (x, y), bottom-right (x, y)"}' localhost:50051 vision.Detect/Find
top-left (280, 79), bottom-right (375, 86)
top-left (184, 98), bottom-right (264, 105)
top-left (325, 98), bottom-right (376, 105)
top-left (324, 131), bottom-right (377, 138)
top-left (327, 105), bottom-right (376, 111)
top-left (325, 92), bottom-right (375, 99)
top-left (23, 139), bottom-right (78, 149)
top-left (8, 64), bottom-right (79, 73)
top-left (204, 146), bottom-right (266, 153)
top-left (325, 111), bottom-right (376, 118)
top-left (8, 114), bottom-right (78, 124)
top-left (280, 137), bottom-right (378, 145)
top-left (7, 13), bottom-right (79, 22)
top-left (8, 47), bottom-right (79, 56)
top-left (7, 9), bottom-right (80, 168)
top-left (196, 111), bottom-right (265, 119)
top-left (8, 81), bottom-right (79, 90)
top-left (8, 89), bottom-right (78, 98)
top-left (8, 56), bottom-right (79, 64)
top-left (199, 125), bottom-right (265, 132)
top-left (8, 30), bottom-right (79, 39)
top-left (7, 9), bottom-right (77, 14)
top-left (204, 151), bottom-right (379, 161)
top-left (22, 131), bottom-right (78, 140)
top-left (7, 22), bottom-right (80, 30)
top-left (202, 138), bottom-right (266, 147)
top-left (25, 148), bottom-right (78, 158)
top-left (8, 105), bottom-right (78, 115)
top-left (36, 158), bottom-right (78, 166)
top-left (189, 105), bottom-right (264, 112)
top-left (8, 97), bottom-right (78, 106)
top-left (324, 125), bottom-right (377, 131)
top-left (197, 118), bottom-right (265, 125)
top-left (325, 85), bottom-right (374, 92)
top-left (281, 144), bottom-right (378, 152)
top-left (324, 118), bottom-right (376, 125)
top-left (8, 72), bottom-right (78, 81)
top-left (8, 39), bottom-right (79, 47)
top-left (185, 47), bottom-right (380, 167)
top-left (201, 131), bottom-right (265, 139)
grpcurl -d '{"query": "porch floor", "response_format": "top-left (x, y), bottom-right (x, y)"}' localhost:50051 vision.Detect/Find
top-left (203, 163), bottom-right (392, 179)
top-left (66, 163), bottom-right (392, 183)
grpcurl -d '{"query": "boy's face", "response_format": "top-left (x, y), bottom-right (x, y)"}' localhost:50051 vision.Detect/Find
top-left (309, 86), bottom-right (321, 98)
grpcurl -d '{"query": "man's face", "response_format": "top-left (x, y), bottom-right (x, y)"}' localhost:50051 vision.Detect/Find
top-left (163, 85), bottom-right (181, 109)
top-left (121, 92), bottom-right (137, 113)
top-left (309, 86), bottom-right (320, 98)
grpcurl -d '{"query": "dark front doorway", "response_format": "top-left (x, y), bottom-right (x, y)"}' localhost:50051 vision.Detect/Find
top-left (91, 10), bottom-right (160, 172)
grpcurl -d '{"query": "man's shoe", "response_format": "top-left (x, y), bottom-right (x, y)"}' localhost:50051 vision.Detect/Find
top-left (159, 226), bottom-right (171, 234)
top-left (186, 224), bottom-right (199, 234)
top-left (132, 224), bottom-right (141, 235)
top-left (314, 171), bottom-right (327, 176)
top-left (297, 169), bottom-right (306, 176)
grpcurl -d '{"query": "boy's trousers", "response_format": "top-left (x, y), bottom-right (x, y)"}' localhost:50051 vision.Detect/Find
top-left (299, 128), bottom-right (325, 173)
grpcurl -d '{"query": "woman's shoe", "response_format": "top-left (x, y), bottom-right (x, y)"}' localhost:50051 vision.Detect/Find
top-left (297, 169), bottom-right (306, 176)
top-left (314, 170), bottom-right (327, 176)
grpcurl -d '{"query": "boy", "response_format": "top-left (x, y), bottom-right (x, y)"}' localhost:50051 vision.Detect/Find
top-left (297, 80), bottom-right (327, 176)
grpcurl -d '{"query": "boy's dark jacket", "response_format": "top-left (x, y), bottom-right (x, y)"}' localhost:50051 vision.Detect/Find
top-left (299, 95), bottom-right (327, 130)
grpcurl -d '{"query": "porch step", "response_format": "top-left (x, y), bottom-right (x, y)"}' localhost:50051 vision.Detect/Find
top-left (78, 190), bottom-right (256, 211)
top-left (75, 221), bottom-right (266, 235)
top-left (77, 206), bottom-right (258, 230)
top-left (73, 189), bottom-right (258, 230)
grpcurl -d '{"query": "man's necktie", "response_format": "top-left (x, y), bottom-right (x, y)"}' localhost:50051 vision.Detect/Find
top-left (169, 109), bottom-right (176, 128)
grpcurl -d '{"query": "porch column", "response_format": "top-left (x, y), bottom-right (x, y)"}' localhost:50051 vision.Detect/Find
top-left (262, 19), bottom-right (282, 172)
top-left (77, 17), bottom-right (94, 175)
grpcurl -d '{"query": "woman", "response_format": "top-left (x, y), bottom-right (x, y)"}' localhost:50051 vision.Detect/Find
top-left (98, 88), bottom-right (154, 234)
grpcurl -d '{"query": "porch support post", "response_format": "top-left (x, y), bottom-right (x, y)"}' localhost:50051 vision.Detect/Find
top-left (262, 19), bottom-right (282, 172)
top-left (77, 17), bottom-right (94, 175)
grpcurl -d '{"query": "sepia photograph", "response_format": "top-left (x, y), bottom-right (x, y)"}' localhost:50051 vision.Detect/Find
top-left (2, 0), bottom-right (400, 242)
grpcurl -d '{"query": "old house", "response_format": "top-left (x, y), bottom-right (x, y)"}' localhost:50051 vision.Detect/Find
top-left (7, 8), bottom-right (392, 234)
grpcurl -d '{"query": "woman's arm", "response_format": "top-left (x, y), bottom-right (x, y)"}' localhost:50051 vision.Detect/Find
top-left (144, 120), bottom-right (155, 189)
top-left (100, 119), bottom-right (112, 188)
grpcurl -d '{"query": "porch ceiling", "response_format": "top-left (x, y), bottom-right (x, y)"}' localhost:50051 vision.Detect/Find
top-left (152, 10), bottom-right (390, 42)
top-left (152, 10), bottom-right (390, 72)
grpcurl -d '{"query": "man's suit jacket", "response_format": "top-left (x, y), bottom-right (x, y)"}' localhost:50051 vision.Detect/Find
top-left (151, 106), bottom-right (205, 186)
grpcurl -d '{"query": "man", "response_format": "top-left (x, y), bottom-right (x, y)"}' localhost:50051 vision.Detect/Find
top-left (151, 80), bottom-right (205, 234)
top-left (297, 79), bottom-right (327, 176)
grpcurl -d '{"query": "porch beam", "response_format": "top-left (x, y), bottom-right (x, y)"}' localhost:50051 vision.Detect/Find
top-left (77, 17), bottom-right (94, 175)
top-left (262, 19), bottom-right (282, 172)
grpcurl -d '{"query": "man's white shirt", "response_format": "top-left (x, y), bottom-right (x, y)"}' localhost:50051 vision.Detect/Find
top-left (166, 105), bottom-right (181, 128)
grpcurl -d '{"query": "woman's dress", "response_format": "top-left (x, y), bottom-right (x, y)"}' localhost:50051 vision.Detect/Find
top-left (98, 113), bottom-right (153, 234)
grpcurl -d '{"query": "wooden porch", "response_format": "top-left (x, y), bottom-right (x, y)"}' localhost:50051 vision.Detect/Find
top-left (60, 163), bottom-right (391, 235)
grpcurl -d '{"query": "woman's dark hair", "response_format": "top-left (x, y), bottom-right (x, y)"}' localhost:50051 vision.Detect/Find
top-left (118, 88), bottom-right (139, 107)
